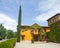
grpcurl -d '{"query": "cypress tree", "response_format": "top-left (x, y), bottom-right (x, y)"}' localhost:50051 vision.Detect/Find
top-left (17, 5), bottom-right (22, 42)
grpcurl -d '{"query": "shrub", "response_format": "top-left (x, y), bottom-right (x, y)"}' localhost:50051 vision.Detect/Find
top-left (0, 38), bottom-right (16, 48)
top-left (31, 37), bottom-right (34, 43)
top-left (31, 39), bottom-right (34, 43)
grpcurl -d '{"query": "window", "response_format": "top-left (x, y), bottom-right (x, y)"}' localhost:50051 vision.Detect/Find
top-left (38, 29), bottom-right (40, 33)
top-left (58, 24), bottom-right (60, 28)
top-left (49, 20), bottom-right (51, 25)
top-left (59, 16), bottom-right (60, 20)
top-left (22, 28), bottom-right (24, 32)
top-left (30, 28), bottom-right (34, 34)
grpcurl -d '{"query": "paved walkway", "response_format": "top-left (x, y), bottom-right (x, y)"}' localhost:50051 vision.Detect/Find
top-left (14, 41), bottom-right (60, 48)
top-left (0, 39), bottom-right (7, 42)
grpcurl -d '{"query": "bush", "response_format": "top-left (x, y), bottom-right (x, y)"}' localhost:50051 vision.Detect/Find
top-left (0, 38), bottom-right (16, 48)
top-left (31, 38), bottom-right (34, 43)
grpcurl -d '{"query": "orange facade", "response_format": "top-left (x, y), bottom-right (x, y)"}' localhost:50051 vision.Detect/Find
top-left (20, 24), bottom-right (50, 41)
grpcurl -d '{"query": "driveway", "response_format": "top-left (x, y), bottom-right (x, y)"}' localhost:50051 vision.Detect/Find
top-left (14, 41), bottom-right (60, 48)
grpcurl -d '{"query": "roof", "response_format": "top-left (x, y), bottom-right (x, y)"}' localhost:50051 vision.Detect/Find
top-left (31, 23), bottom-right (40, 27)
top-left (41, 26), bottom-right (49, 28)
top-left (47, 13), bottom-right (60, 21)
top-left (21, 23), bottom-right (49, 28)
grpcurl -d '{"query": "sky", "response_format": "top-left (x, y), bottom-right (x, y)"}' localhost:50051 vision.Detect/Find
top-left (0, 0), bottom-right (60, 31)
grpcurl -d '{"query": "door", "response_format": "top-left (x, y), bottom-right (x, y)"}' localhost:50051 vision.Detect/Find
top-left (34, 35), bottom-right (38, 41)
top-left (21, 35), bottom-right (25, 40)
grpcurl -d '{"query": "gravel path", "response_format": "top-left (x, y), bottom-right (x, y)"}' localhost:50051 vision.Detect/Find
top-left (14, 41), bottom-right (60, 48)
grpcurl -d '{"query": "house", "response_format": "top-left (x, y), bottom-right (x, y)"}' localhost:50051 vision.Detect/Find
top-left (47, 13), bottom-right (60, 26)
top-left (47, 13), bottom-right (60, 42)
top-left (20, 23), bottom-right (50, 41)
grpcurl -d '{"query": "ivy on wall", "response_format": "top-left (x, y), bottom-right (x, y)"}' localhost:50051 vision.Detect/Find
top-left (47, 21), bottom-right (60, 43)
top-left (31, 24), bottom-right (46, 41)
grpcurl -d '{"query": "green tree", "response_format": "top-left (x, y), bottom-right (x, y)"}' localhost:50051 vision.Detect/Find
top-left (0, 24), bottom-right (6, 39)
top-left (17, 5), bottom-right (22, 42)
top-left (7, 30), bottom-right (15, 39)
top-left (14, 32), bottom-right (17, 37)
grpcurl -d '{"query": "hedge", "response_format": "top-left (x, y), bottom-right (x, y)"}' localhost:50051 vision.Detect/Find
top-left (0, 38), bottom-right (16, 48)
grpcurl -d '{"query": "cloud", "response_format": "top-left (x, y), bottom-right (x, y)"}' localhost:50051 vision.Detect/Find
top-left (0, 13), bottom-right (17, 32)
top-left (34, 0), bottom-right (60, 24)
top-left (34, 11), bottom-right (57, 22)
top-left (37, 0), bottom-right (60, 11)
top-left (21, 24), bottom-right (25, 25)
